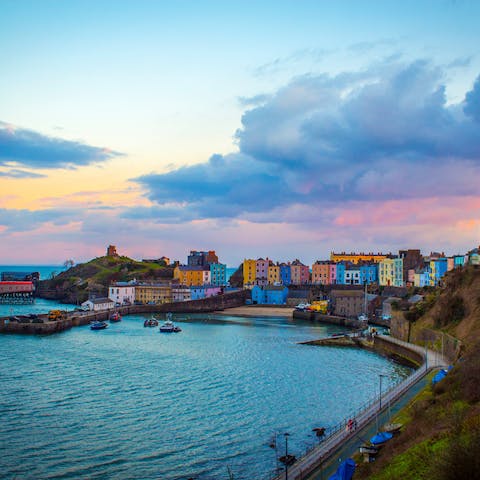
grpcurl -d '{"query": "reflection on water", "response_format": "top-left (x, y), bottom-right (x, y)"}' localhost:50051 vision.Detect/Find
top-left (0, 313), bottom-right (411, 479)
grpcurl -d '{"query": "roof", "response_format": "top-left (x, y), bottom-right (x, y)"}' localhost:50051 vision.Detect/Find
top-left (178, 265), bottom-right (210, 271)
top-left (330, 290), bottom-right (364, 297)
top-left (90, 297), bottom-right (114, 304)
top-left (265, 285), bottom-right (288, 291)
top-left (0, 281), bottom-right (33, 285)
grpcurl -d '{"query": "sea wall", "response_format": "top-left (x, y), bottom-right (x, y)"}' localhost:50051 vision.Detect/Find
top-left (373, 335), bottom-right (424, 367)
top-left (0, 290), bottom-right (248, 335)
top-left (293, 310), bottom-right (364, 328)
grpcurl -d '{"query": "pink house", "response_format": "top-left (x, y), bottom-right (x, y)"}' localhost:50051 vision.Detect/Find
top-left (290, 259), bottom-right (310, 285)
top-left (256, 258), bottom-right (270, 286)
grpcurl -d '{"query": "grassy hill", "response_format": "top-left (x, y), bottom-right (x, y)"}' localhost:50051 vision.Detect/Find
top-left (37, 255), bottom-right (174, 304)
top-left (355, 265), bottom-right (480, 480)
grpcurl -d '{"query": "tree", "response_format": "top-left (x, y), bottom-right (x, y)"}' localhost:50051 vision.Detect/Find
top-left (63, 259), bottom-right (75, 269)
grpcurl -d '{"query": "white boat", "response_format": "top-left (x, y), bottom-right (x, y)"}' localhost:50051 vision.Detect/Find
top-left (159, 315), bottom-right (181, 333)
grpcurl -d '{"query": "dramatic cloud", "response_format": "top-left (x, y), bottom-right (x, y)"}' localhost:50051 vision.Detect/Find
top-left (464, 75), bottom-right (480, 122)
top-left (133, 59), bottom-right (480, 225)
top-left (0, 121), bottom-right (123, 169)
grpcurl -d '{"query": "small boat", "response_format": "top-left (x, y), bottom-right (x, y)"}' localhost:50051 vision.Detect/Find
top-left (159, 319), bottom-right (181, 333)
top-left (359, 445), bottom-right (379, 455)
top-left (370, 431), bottom-right (393, 446)
top-left (90, 321), bottom-right (108, 330)
top-left (110, 312), bottom-right (121, 322)
top-left (382, 422), bottom-right (403, 434)
top-left (144, 317), bottom-right (159, 327)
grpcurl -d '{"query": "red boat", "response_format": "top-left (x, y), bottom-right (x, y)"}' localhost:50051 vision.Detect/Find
top-left (110, 312), bottom-right (122, 322)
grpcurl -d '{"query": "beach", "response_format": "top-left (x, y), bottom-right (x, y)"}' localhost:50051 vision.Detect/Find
top-left (216, 305), bottom-right (295, 317)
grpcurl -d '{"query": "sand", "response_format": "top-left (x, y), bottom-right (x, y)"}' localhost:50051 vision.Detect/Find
top-left (215, 306), bottom-right (294, 318)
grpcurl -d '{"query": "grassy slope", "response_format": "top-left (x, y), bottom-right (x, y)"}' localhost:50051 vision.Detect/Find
top-left (355, 266), bottom-right (480, 480)
top-left (38, 256), bottom-right (174, 303)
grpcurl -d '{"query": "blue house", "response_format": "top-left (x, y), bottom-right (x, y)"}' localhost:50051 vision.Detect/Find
top-left (336, 262), bottom-right (346, 285)
top-left (210, 263), bottom-right (227, 286)
top-left (280, 264), bottom-right (291, 286)
top-left (360, 264), bottom-right (378, 285)
top-left (251, 285), bottom-right (266, 304)
top-left (265, 285), bottom-right (288, 304)
top-left (251, 285), bottom-right (288, 304)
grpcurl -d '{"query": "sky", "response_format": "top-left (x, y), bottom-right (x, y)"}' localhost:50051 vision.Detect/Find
top-left (1, 0), bottom-right (480, 266)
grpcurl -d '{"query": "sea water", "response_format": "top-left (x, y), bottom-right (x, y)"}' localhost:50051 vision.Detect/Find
top-left (0, 313), bottom-right (411, 479)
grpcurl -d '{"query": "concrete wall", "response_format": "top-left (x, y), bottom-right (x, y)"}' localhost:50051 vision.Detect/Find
top-left (373, 335), bottom-right (424, 367)
top-left (0, 290), bottom-right (248, 335)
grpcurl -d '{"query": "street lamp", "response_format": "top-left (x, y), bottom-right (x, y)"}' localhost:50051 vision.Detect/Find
top-left (284, 432), bottom-right (290, 480)
top-left (379, 374), bottom-right (387, 410)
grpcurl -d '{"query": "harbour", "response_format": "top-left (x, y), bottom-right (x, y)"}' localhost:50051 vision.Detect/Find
top-left (0, 313), bottom-right (411, 480)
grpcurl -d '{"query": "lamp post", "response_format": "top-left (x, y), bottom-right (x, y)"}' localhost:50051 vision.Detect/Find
top-left (379, 374), bottom-right (387, 411)
top-left (284, 432), bottom-right (290, 480)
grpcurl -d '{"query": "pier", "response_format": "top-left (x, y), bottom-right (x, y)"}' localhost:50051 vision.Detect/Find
top-left (272, 335), bottom-right (448, 480)
top-left (0, 290), bottom-right (248, 334)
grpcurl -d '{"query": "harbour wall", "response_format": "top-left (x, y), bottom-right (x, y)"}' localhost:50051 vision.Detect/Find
top-left (293, 310), bottom-right (364, 328)
top-left (373, 335), bottom-right (424, 367)
top-left (0, 290), bottom-right (248, 335)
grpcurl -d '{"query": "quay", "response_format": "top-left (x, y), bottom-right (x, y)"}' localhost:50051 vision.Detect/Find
top-left (272, 335), bottom-right (448, 480)
top-left (0, 290), bottom-right (247, 334)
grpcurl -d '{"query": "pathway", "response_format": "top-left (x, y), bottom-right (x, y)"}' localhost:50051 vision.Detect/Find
top-left (272, 335), bottom-right (448, 480)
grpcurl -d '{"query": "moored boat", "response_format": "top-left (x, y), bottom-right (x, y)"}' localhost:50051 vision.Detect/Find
top-left (382, 422), bottom-right (403, 434)
top-left (90, 321), bottom-right (108, 330)
top-left (144, 317), bottom-right (159, 327)
top-left (110, 312), bottom-right (121, 322)
top-left (159, 319), bottom-right (181, 333)
top-left (370, 431), bottom-right (393, 446)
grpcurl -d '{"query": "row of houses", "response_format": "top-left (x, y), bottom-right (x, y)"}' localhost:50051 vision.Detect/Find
top-left (173, 250), bottom-right (228, 286)
top-left (243, 247), bottom-right (480, 289)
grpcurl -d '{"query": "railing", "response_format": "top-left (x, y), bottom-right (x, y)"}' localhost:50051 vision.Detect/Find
top-left (269, 336), bottom-right (445, 480)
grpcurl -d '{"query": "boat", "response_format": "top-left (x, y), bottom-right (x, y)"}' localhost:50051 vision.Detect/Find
top-left (159, 319), bottom-right (182, 333)
top-left (382, 422), bottom-right (403, 434)
top-left (90, 321), bottom-right (108, 330)
top-left (110, 312), bottom-right (121, 322)
top-left (359, 445), bottom-right (379, 455)
top-left (144, 317), bottom-right (159, 327)
top-left (369, 431), bottom-right (393, 446)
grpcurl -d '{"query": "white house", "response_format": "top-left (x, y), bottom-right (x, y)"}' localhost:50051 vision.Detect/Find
top-left (81, 297), bottom-right (115, 311)
top-left (108, 281), bottom-right (136, 305)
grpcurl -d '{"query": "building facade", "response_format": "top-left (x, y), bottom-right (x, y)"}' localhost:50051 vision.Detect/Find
top-left (290, 260), bottom-right (310, 285)
top-left (268, 264), bottom-right (281, 285)
top-left (330, 251), bottom-right (388, 264)
top-left (378, 258), bottom-right (404, 287)
top-left (135, 284), bottom-right (172, 304)
top-left (243, 259), bottom-right (257, 288)
top-left (210, 263), bottom-right (227, 286)
top-left (108, 282), bottom-right (136, 305)
top-left (255, 258), bottom-right (270, 286)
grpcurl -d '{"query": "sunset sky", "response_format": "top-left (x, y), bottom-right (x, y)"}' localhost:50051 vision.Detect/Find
top-left (1, 0), bottom-right (480, 266)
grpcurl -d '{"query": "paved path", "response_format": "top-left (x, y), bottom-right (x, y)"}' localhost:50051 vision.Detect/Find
top-left (272, 336), bottom-right (448, 480)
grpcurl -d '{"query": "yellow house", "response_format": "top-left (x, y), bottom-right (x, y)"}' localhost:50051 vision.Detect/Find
top-left (268, 264), bottom-right (280, 285)
top-left (330, 251), bottom-right (388, 264)
top-left (135, 284), bottom-right (172, 304)
top-left (175, 266), bottom-right (211, 286)
top-left (378, 258), bottom-right (404, 287)
top-left (243, 259), bottom-right (256, 287)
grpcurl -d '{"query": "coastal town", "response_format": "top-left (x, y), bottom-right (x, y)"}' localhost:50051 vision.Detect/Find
top-left (1, 245), bottom-right (480, 321)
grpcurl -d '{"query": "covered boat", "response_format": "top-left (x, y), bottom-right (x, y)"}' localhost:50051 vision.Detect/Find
top-left (370, 431), bottom-right (393, 446)
top-left (328, 458), bottom-right (355, 480)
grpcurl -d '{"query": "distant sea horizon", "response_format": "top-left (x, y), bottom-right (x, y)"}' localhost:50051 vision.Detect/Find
top-left (0, 265), bottom-right (239, 282)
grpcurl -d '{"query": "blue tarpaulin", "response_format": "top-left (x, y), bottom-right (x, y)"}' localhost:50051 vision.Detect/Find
top-left (328, 458), bottom-right (356, 480)
top-left (432, 366), bottom-right (452, 385)
top-left (370, 431), bottom-right (393, 445)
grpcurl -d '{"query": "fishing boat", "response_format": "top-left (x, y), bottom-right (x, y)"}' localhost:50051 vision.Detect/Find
top-left (110, 312), bottom-right (121, 322)
top-left (90, 321), bottom-right (108, 330)
top-left (278, 454), bottom-right (296, 466)
top-left (144, 317), bottom-right (159, 327)
top-left (159, 319), bottom-right (181, 333)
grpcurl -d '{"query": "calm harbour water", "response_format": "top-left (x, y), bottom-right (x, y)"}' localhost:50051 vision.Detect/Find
top-left (0, 313), bottom-right (411, 480)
